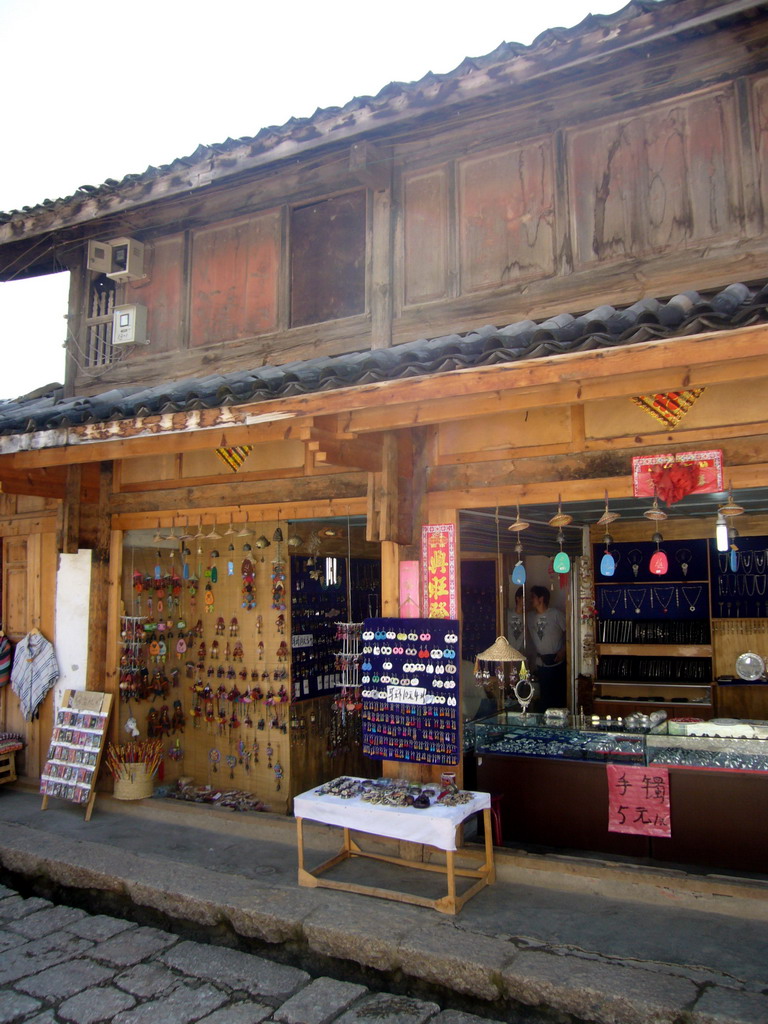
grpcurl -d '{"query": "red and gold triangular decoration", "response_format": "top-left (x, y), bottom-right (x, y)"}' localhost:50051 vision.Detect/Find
top-left (631, 388), bottom-right (704, 429)
top-left (215, 445), bottom-right (252, 472)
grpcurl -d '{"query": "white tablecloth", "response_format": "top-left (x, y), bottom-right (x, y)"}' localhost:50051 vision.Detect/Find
top-left (294, 781), bottom-right (490, 851)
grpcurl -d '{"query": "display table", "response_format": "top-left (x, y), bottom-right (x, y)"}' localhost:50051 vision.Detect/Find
top-left (294, 781), bottom-right (495, 914)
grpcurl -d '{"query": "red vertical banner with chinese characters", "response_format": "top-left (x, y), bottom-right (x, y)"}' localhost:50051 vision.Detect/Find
top-left (606, 764), bottom-right (671, 838)
top-left (421, 524), bottom-right (458, 619)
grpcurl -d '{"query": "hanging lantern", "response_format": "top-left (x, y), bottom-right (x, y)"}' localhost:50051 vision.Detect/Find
top-left (599, 533), bottom-right (616, 577)
top-left (649, 531), bottom-right (668, 575)
top-left (511, 539), bottom-right (526, 585)
top-left (552, 530), bottom-right (570, 574)
top-left (729, 526), bottom-right (739, 572)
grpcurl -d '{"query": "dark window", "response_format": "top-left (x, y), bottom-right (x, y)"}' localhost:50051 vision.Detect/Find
top-left (290, 192), bottom-right (366, 327)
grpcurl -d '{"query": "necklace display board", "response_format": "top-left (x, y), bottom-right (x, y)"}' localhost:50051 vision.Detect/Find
top-left (290, 556), bottom-right (381, 701)
top-left (709, 536), bottom-right (768, 619)
top-left (40, 689), bottom-right (112, 821)
top-left (361, 617), bottom-right (460, 765)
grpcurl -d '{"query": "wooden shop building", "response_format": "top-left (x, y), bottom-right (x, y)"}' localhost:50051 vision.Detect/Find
top-left (2, 0), bottom-right (768, 871)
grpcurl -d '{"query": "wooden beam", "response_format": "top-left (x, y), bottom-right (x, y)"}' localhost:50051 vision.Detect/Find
top-left (109, 471), bottom-right (367, 517)
top-left (427, 462), bottom-right (768, 514)
top-left (349, 141), bottom-right (391, 191)
top-left (112, 495), bottom-right (369, 532)
top-left (309, 436), bottom-right (383, 473)
top-left (61, 465), bottom-right (82, 554)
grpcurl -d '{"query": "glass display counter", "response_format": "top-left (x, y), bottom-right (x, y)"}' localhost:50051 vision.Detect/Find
top-left (646, 719), bottom-right (768, 772)
top-left (468, 712), bottom-right (647, 764)
top-left (466, 712), bottom-right (768, 871)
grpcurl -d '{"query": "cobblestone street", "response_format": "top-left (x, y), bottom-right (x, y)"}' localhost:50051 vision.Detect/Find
top-left (0, 884), bottom-right (513, 1024)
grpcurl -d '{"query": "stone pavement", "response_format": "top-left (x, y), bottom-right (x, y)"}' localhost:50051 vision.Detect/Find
top-left (1, 786), bottom-right (768, 1024)
top-left (0, 882), bottom-right (502, 1024)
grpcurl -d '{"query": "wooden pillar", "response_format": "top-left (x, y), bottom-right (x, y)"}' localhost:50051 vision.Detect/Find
top-left (61, 464), bottom-right (82, 555)
top-left (86, 463), bottom-right (113, 695)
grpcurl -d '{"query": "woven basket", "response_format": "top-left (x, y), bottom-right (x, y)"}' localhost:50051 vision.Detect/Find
top-left (113, 763), bottom-right (153, 800)
top-left (476, 636), bottom-right (526, 663)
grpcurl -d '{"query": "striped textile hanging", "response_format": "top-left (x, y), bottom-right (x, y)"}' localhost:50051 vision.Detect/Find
top-left (215, 445), bottom-right (252, 472)
top-left (631, 388), bottom-right (704, 428)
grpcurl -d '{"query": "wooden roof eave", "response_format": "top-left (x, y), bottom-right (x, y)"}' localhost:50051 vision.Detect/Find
top-left (0, 323), bottom-right (767, 477)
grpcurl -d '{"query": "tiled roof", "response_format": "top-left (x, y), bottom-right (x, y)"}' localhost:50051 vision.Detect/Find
top-left (1, 281), bottom-right (765, 438)
top-left (0, 0), bottom-right (670, 228)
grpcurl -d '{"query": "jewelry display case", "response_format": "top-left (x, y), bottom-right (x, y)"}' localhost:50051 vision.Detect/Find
top-left (646, 719), bottom-right (768, 772)
top-left (469, 712), bottom-right (647, 764)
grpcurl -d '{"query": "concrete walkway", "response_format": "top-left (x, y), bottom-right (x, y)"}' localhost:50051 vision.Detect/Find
top-left (0, 785), bottom-right (767, 1024)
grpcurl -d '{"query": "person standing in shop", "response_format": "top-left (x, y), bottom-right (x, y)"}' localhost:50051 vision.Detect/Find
top-left (528, 585), bottom-right (567, 710)
top-left (506, 587), bottom-right (526, 652)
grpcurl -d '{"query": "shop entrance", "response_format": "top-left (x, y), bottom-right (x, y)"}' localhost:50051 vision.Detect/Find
top-left (117, 515), bottom-right (381, 813)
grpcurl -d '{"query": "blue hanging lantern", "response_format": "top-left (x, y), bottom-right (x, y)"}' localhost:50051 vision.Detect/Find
top-left (511, 539), bottom-right (526, 585)
top-left (600, 533), bottom-right (616, 577)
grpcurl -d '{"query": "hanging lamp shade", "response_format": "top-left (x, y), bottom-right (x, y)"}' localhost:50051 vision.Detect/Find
top-left (718, 487), bottom-right (745, 517)
top-left (643, 496), bottom-right (668, 522)
top-left (507, 505), bottom-right (530, 532)
top-left (596, 491), bottom-right (621, 527)
top-left (477, 636), bottom-right (526, 663)
top-left (548, 495), bottom-right (573, 528)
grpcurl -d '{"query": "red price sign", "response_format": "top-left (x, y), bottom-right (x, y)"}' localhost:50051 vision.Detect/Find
top-left (607, 764), bottom-right (671, 838)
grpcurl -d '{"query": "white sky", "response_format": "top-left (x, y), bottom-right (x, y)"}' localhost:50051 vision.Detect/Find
top-left (0, 0), bottom-right (627, 400)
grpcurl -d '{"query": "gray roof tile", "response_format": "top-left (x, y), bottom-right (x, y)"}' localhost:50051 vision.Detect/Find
top-left (2, 280), bottom-right (766, 438)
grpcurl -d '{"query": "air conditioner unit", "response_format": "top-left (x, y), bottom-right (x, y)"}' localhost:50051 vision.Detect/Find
top-left (112, 304), bottom-right (148, 345)
top-left (87, 237), bottom-right (145, 281)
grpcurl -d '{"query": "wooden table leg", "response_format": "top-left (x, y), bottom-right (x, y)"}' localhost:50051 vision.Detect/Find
top-left (445, 848), bottom-right (457, 913)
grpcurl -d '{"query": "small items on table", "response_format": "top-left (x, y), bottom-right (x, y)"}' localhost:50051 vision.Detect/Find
top-left (294, 776), bottom-right (495, 915)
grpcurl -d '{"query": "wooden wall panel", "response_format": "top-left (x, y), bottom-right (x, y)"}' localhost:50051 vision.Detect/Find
top-left (125, 234), bottom-right (184, 354)
top-left (752, 74), bottom-right (768, 221)
top-left (569, 86), bottom-right (741, 266)
top-left (190, 210), bottom-right (281, 348)
top-left (290, 192), bottom-right (366, 327)
top-left (402, 167), bottom-right (451, 306)
top-left (584, 379), bottom-right (768, 441)
top-left (458, 139), bottom-right (555, 293)
top-left (4, 537), bottom-right (28, 638)
top-left (181, 441), bottom-right (305, 479)
top-left (440, 407), bottom-right (571, 456)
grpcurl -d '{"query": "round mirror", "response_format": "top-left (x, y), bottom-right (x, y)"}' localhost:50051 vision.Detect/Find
top-left (736, 651), bottom-right (765, 682)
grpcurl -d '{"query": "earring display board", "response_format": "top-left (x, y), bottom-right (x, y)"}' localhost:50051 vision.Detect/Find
top-left (40, 689), bottom-right (112, 821)
top-left (361, 617), bottom-right (460, 765)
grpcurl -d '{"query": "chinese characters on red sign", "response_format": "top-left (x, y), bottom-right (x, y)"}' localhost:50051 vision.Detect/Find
top-left (606, 764), bottom-right (671, 838)
top-left (421, 524), bottom-right (457, 619)
top-left (631, 450), bottom-right (723, 504)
